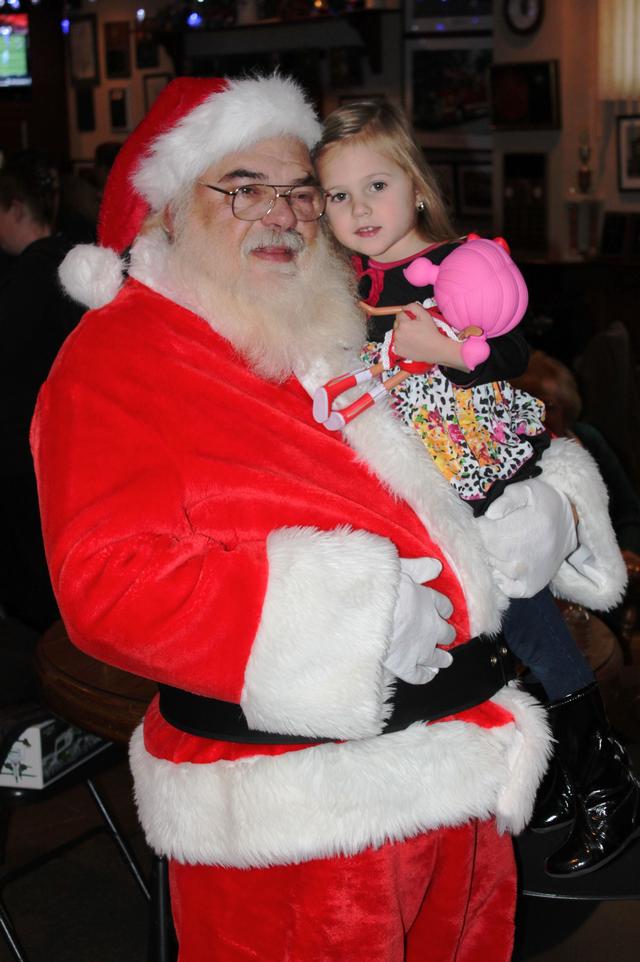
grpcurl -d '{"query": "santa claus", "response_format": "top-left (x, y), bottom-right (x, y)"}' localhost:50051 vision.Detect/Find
top-left (31, 75), bottom-right (626, 961)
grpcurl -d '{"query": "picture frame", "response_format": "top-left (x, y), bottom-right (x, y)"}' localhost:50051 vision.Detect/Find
top-left (74, 86), bottom-right (95, 132)
top-left (68, 15), bottom-right (99, 87)
top-left (109, 87), bottom-right (129, 133)
top-left (136, 36), bottom-right (159, 71)
top-left (405, 37), bottom-right (493, 150)
top-left (104, 21), bottom-right (131, 80)
top-left (490, 60), bottom-right (561, 131)
top-left (599, 211), bottom-right (640, 260)
top-left (144, 72), bottom-right (172, 112)
top-left (457, 162), bottom-right (493, 216)
top-left (617, 115), bottom-right (640, 192)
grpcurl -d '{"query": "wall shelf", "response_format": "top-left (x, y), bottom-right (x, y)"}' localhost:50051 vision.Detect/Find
top-left (154, 8), bottom-right (401, 75)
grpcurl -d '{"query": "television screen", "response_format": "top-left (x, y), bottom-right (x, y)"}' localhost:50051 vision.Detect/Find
top-left (0, 13), bottom-right (31, 89)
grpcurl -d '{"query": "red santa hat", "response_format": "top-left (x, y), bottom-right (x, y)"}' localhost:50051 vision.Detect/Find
top-left (60, 73), bottom-right (323, 309)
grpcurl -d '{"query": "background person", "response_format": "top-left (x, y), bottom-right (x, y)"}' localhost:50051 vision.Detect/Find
top-left (58, 141), bottom-right (122, 244)
top-left (515, 349), bottom-right (640, 560)
top-left (0, 150), bottom-right (83, 706)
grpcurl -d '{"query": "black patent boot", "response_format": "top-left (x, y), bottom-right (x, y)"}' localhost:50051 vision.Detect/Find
top-left (529, 755), bottom-right (575, 833)
top-left (524, 675), bottom-right (576, 833)
top-left (544, 683), bottom-right (640, 877)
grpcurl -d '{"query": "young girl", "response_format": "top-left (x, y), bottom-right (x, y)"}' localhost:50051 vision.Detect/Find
top-left (312, 102), bottom-right (640, 874)
top-left (312, 99), bottom-right (594, 701)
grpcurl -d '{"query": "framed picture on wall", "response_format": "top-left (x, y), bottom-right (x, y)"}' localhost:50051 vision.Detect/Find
top-left (599, 211), bottom-right (640, 259)
top-left (144, 73), bottom-right (172, 111)
top-left (109, 88), bottom-right (129, 132)
top-left (405, 36), bottom-right (492, 150)
top-left (68, 15), bottom-right (99, 86)
top-left (104, 21), bottom-right (132, 79)
top-left (617, 115), bottom-right (640, 192)
top-left (136, 36), bottom-right (159, 70)
top-left (490, 60), bottom-right (561, 131)
top-left (75, 87), bottom-right (95, 132)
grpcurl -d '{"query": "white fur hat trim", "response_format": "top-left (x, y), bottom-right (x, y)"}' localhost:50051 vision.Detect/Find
top-left (134, 74), bottom-right (322, 211)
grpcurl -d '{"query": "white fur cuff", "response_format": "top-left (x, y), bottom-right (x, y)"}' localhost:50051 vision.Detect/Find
top-left (540, 438), bottom-right (627, 610)
top-left (240, 526), bottom-right (399, 739)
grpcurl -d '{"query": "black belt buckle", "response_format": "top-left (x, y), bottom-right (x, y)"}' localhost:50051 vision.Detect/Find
top-left (382, 635), bottom-right (515, 735)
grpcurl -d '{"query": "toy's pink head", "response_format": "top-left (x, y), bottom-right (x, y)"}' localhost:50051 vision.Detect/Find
top-left (403, 236), bottom-right (528, 338)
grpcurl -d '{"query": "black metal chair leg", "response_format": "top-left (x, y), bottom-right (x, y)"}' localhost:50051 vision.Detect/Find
top-left (0, 898), bottom-right (28, 962)
top-left (0, 799), bottom-right (10, 865)
top-left (148, 855), bottom-right (176, 962)
top-left (85, 777), bottom-right (150, 901)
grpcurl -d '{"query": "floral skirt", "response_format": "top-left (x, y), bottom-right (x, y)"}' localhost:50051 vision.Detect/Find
top-left (361, 341), bottom-right (547, 506)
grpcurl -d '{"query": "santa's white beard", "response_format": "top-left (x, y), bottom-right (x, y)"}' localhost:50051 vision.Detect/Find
top-left (164, 217), bottom-right (366, 381)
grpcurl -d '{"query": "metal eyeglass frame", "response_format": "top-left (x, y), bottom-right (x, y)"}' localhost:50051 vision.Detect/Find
top-left (198, 182), bottom-right (327, 221)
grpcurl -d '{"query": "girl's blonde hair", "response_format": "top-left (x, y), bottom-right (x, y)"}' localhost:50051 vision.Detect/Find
top-left (313, 100), bottom-right (457, 244)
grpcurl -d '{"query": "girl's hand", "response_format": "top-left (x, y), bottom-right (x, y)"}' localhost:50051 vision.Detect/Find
top-left (393, 303), bottom-right (470, 372)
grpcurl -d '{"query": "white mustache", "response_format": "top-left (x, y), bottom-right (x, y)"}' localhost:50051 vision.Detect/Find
top-left (242, 229), bottom-right (306, 256)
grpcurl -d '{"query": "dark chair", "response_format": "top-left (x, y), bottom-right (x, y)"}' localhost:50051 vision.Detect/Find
top-left (0, 700), bottom-right (155, 962)
top-left (1, 620), bottom-right (176, 962)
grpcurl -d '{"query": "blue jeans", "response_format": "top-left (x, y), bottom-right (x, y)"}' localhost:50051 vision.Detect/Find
top-left (501, 587), bottom-right (595, 702)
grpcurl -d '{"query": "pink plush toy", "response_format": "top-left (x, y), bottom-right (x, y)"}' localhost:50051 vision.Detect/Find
top-left (402, 234), bottom-right (529, 369)
top-left (313, 235), bottom-right (529, 431)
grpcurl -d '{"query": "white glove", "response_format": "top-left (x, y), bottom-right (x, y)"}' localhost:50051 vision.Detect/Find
top-left (384, 557), bottom-right (455, 685)
top-left (565, 526), bottom-right (606, 589)
top-left (476, 478), bottom-right (578, 599)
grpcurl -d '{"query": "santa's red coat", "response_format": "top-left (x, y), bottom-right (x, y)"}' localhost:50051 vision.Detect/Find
top-left (31, 276), bottom-right (623, 871)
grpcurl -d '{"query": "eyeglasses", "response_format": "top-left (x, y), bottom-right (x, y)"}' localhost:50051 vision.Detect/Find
top-left (198, 182), bottom-right (327, 222)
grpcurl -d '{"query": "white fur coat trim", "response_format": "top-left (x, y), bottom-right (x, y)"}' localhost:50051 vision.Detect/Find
top-left (240, 526), bottom-right (399, 739)
top-left (297, 358), bottom-right (507, 638)
top-left (130, 684), bottom-right (550, 868)
top-left (133, 75), bottom-right (322, 212)
top-left (540, 439), bottom-right (627, 610)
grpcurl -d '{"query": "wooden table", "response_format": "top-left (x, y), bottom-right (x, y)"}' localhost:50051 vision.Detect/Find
top-left (35, 620), bottom-right (156, 745)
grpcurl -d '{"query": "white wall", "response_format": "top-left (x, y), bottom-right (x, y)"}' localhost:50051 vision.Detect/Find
top-left (494, 0), bottom-right (640, 260)
top-left (66, 0), bottom-right (173, 163)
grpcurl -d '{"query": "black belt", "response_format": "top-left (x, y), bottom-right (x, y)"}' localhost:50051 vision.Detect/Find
top-left (158, 635), bottom-right (517, 745)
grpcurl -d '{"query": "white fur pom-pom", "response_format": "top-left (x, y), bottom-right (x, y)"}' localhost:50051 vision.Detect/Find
top-left (58, 244), bottom-right (124, 310)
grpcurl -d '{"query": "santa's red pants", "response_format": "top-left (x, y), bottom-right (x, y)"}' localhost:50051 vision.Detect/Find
top-left (169, 817), bottom-right (515, 962)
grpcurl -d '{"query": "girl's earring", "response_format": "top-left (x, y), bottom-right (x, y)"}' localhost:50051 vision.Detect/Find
top-left (416, 200), bottom-right (426, 212)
